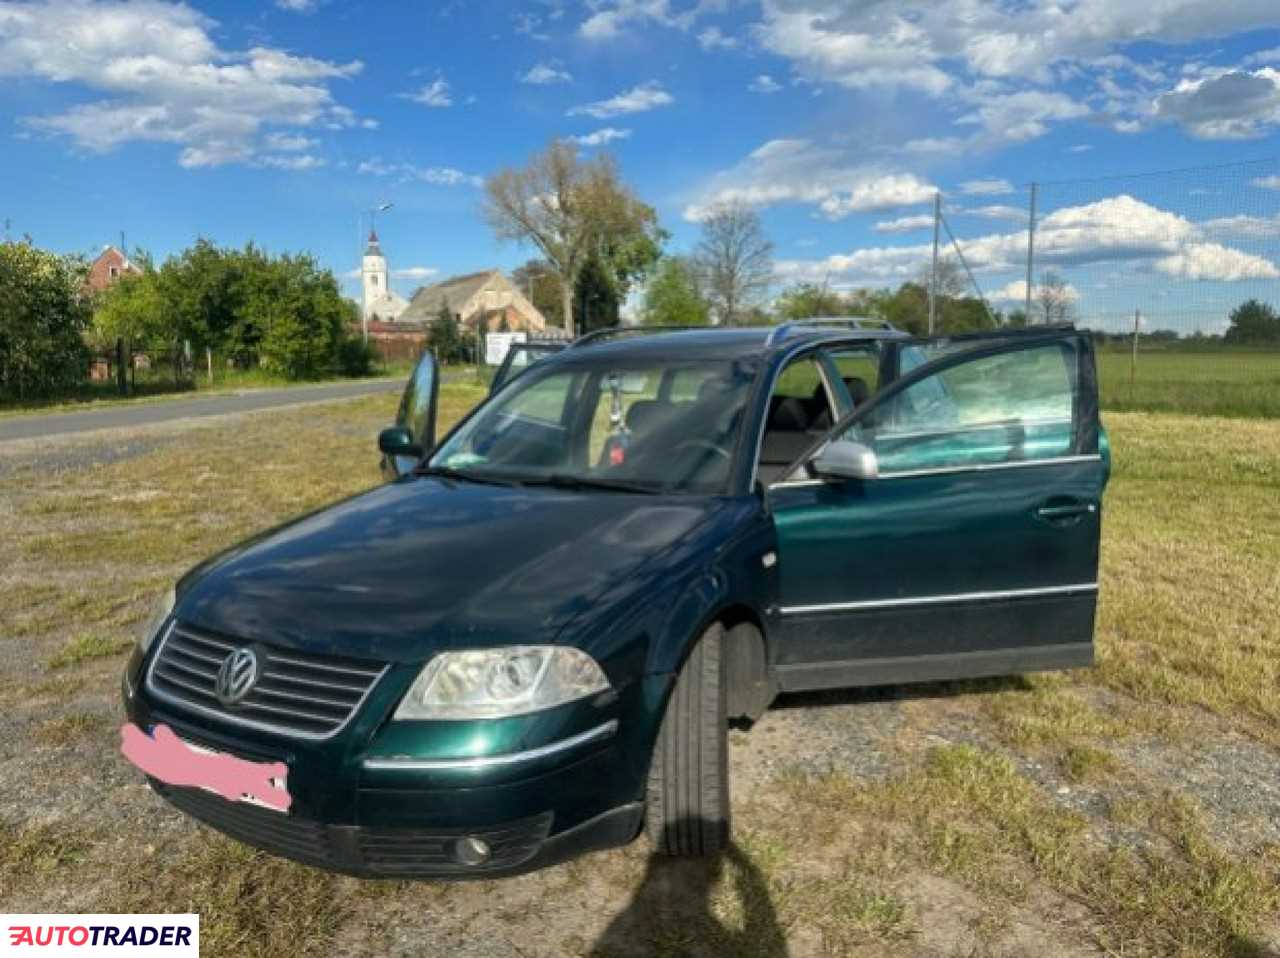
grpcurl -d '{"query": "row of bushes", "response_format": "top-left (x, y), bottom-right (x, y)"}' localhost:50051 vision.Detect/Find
top-left (0, 239), bottom-right (376, 402)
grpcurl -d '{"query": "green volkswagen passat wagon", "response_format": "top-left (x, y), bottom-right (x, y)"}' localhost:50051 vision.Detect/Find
top-left (122, 321), bottom-right (1108, 878)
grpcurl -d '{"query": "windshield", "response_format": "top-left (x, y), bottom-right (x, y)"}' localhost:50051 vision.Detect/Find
top-left (429, 357), bottom-right (758, 493)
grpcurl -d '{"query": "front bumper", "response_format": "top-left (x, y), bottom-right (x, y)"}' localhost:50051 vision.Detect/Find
top-left (122, 650), bottom-right (662, 879)
top-left (150, 779), bottom-right (642, 879)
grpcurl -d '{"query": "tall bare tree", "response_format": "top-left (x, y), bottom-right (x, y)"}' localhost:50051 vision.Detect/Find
top-left (1036, 270), bottom-right (1076, 325)
top-left (483, 140), bottom-right (656, 336)
top-left (693, 201), bottom-right (774, 326)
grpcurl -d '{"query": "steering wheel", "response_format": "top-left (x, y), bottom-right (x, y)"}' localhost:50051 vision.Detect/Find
top-left (671, 439), bottom-right (731, 462)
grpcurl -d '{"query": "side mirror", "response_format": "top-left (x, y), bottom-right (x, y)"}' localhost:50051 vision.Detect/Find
top-left (378, 426), bottom-right (422, 459)
top-left (811, 440), bottom-right (879, 483)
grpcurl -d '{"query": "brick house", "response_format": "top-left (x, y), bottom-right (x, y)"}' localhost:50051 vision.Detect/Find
top-left (86, 245), bottom-right (141, 294)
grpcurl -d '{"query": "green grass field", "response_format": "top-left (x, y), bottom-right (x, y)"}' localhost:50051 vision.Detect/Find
top-left (1097, 349), bottom-right (1280, 419)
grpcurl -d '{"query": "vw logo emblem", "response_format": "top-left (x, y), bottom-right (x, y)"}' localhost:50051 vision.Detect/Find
top-left (215, 647), bottom-right (261, 707)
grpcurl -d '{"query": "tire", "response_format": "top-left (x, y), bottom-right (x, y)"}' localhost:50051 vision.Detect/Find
top-left (645, 622), bottom-right (730, 856)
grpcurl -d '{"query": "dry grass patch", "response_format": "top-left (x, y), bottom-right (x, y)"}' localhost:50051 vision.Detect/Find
top-left (0, 820), bottom-right (95, 892)
top-left (33, 711), bottom-right (111, 746)
top-left (46, 633), bottom-right (132, 670)
top-left (774, 745), bottom-right (1279, 957)
top-left (103, 833), bottom-right (352, 957)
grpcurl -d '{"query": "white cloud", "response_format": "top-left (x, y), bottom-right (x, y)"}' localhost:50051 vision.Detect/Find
top-left (683, 138), bottom-right (936, 221)
top-left (393, 266), bottom-right (439, 281)
top-left (567, 81), bottom-right (673, 118)
top-left (569, 127), bottom-right (632, 146)
top-left (264, 132), bottom-right (317, 152)
top-left (521, 62), bottom-right (572, 85)
top-left (774, 194), bottom-right (1278, 286)
top-left (1244, 47), bottom-right (1280, 67)
top-left (956, 89), bottom-right (1091, 145)
top-left (259, 154), bottom-right (325, 171)
top-left (275, 0), bottom-right (315, 11)
top-left (1156, 243), bottom-right (1280, 280)
top-left (748, 74), bottom-right (782, 94)
top-left (697, 27), bottom-right (737, 50)
top-left (1154, 68), bottom-right (1280, 139)
top-left (401, 77), bottom-right (453, 108)
top-left (989, 279), bottom-right (1080, 303)
top-left (2, 0), bottom-right (364, 167)
top-left (959, 178), bottom-right (1014, 196)
top-left (964, 204), bottom-right (1027, 221)
top-left (1200, 214), bottom-right (1280, 240)
top-left (874, 214), bottom-right (935, 234)
top-left (358, 158), bottom-right (481, 187)
top-left (1252, 176), bottom-right (1280, 190)
top-left (578, 0), bottom-right (721, 40)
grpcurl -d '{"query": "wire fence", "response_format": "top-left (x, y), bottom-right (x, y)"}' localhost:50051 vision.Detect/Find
top-left (937, 157), bottom-right (1280, 418)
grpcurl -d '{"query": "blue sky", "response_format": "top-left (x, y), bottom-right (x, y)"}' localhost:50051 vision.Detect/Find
top-left (2, 0), bottom-right (1280, 331)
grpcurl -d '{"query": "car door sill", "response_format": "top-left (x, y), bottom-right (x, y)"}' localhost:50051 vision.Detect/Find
top-left (773, 642), bottom-right (1093, 693)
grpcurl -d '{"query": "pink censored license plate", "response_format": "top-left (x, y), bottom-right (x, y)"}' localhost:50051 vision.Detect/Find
top-left (121, 722), bottom-right (292, 813)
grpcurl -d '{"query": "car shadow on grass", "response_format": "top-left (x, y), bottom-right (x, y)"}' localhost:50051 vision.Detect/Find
top-left (589, 837), bottom-right (787, 958)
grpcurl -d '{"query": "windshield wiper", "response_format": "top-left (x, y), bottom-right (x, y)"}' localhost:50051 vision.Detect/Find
top-left (414, 465), bottom-right (518, 487)
top-left (521, 474), bottom-right (664, 495)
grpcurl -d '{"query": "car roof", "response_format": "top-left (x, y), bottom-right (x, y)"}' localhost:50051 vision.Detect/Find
top-left (549, 323), bottom-right (911, 366)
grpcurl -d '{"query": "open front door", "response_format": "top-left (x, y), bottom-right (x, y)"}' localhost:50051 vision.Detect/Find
top-left (768, 329), bottom-right (1106, 692)
top-left (380, 350), bottom-right (439, 480)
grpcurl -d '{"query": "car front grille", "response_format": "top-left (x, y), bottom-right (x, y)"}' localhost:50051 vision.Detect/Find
top-left (146, 622), bottom-right (388, 738)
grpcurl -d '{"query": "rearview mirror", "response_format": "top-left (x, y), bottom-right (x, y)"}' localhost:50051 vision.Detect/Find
top-left (812, 440), bottom-right (879, 483)
top-left (378, 426), bottom-right (422, 459)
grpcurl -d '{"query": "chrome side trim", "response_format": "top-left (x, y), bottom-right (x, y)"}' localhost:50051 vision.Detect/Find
top-left (768, 453), bottom-right (1103, 489)
top-left (780, 582), bottom-right (1098, 616)
top-left (363, 720), bottom-right (619, 771)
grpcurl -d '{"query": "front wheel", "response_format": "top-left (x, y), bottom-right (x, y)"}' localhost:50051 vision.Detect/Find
top-left (645, 622), bottom-right (729, 856)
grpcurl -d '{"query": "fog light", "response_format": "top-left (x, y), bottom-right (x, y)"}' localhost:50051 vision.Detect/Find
top-left (453, 836), bottom-right (491, 866)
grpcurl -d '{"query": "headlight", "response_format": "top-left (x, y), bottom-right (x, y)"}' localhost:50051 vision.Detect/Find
top-left (137, 586), bottom-right (176, 653)
top-left (393, 646), bottom-right (611, 721)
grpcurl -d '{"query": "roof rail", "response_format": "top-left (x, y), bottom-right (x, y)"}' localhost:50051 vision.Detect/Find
top-left (764, 316), bottom-right (900, 347)
top-left (569, 325), bottom-right (721, 348)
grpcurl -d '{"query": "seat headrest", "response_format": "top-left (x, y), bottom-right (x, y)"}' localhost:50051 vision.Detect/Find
top-left (843, 376), bottom-right (870, 406)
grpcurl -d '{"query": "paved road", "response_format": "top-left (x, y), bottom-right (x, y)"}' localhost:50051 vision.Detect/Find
top-left (0, 378), bottom-right (406, 443)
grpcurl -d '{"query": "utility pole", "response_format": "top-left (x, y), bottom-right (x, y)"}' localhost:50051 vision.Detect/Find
top-left (928, 191), bottom-right (941, 335)
top-left (1131, 309), bottom-right (1140, 388)
top-left (1025, 182), bottom-right (1038, 324)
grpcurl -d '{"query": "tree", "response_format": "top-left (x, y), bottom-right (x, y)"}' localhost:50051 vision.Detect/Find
top-left (642, 256), bottom-right (709, 326)
top-left (693, 201), bottom-right (773, 325)
top-left (94, 271), bottom-right (169, 356)
top-left (0, 242), bottom-right (90, 400)
top-left (511, 259), bottom-right (564, 327)
top-left (484, 140), bottom-right (657, 337)
top-left (1225, 299), bottom-right (1280, 345)
top-left (429, 300), bottom-right (466, 363)
top-left (773, 282), bottom-right (852, 321)
top-left (1004, 307), bottom-right (1029, 328)
top-left (1036, 271), bottom-right (1076, 325)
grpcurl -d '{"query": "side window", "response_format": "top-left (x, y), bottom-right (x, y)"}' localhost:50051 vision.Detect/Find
top-left (824, 344), bottom-right (881, 408)
top-left (846, 343), bottom-right (1078, 474)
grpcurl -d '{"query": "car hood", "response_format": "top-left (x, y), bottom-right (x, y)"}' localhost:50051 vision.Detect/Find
top-left (177, 477), bottom-right (726, 663)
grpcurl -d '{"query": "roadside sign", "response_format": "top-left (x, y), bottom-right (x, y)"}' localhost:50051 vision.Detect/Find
top-left (485, 331), bottom-right (527, 366)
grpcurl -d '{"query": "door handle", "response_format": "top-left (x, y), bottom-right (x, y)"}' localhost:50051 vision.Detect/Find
top-left (1035, 499), bottom-right (1096, 523)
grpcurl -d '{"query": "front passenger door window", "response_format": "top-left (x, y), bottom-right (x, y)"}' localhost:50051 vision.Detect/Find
top-left (846, 342), bottom-right (1078, 475)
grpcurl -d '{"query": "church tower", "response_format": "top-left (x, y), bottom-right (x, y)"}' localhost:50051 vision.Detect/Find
top-left (362, 229), bottom-right (389, 322)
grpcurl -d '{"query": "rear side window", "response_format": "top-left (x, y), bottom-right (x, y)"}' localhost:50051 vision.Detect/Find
top-left (845, 343), bottom-right (1078, 474)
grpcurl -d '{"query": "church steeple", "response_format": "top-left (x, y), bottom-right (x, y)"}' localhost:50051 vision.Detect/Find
top-left (362, 230), bottom-right (389, 322)
top-left (365, 229), bottom-right (381, 256)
